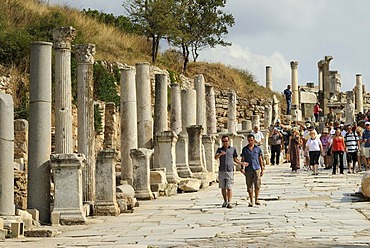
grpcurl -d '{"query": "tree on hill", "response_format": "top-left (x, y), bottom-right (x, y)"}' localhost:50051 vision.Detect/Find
top-left (172, 0), bottom-right (235, 73)
top-left (123, 0), bottom-right (179, 63)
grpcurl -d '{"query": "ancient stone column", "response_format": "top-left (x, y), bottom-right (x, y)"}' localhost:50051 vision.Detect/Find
top-left (187, 125), bottom-right (206, 173)
top-left (356, 74), bottom-right (364, 114)
top-left (50, 154), bottom-right (86, 225)
top-left (181, 89), bottom-right (197, 134)
top-left (28, 41), bottom-right (52, 223)
top-left (266, 66), bottom-right (272, 90)
top-left (242, 120), bottom-right (252, 131)
top-left (136, 63), bottom-right (153, 149)
top-left (170, 83), bottom-right (182, 134)
top-left (272, 95), bottom-right (280, 123)
top-left (290, 61), bottom-right (299, 109)
top-left (264, 105), bottom-right (273, 128)
top-left (130, 148), bottom-right (154, 200)
top-left (94, 149), bottom-right (120, 216)
top-left (205, 84), bottom-right (217, 134)
top-left (318, 62), bottom-right (324, 92)
top-left (202, 135), bottom-right (217, 181)
top-left (322, 56), bottom-right (333, 115)
top-left (251, 115), bottom-right (260, 129)
top-left (194, 74), bottom-right (207, 133)
top-left (53, 27), bottom-right (76, 154)
top-left (0, 93), bottom-right (14, 216)
top-left (227, 91), bottom-right (237, 134)
top-left (74, 44), bottom-right (96, 203)
top-left (261, 129), bottom-right (270, 166)
top-left (104, 102), bottom-right (118, 149)
top-left (154, 74), bottom-right (168, 136)
top-left (120, 67), bottom-right (137, 186)
top-left (155, 131), bottom-right (180, 184)
top-left (176, 133), bottom-right (193, 178)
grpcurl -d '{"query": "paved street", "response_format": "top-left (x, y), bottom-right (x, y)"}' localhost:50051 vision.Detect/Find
top-left (3, 163), bottom-right (370, 248)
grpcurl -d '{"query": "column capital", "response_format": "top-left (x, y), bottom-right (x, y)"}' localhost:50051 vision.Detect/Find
top-left (290, 61), bottom-right (299, 69)
top-left (74, 44), bottom-right (96, 64)
top-left (53, 27), bottom-right (76, 50)
top-left (324, 55), bottom-right (333, 63)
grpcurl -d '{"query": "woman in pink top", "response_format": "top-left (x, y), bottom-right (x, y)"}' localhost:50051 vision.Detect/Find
top-left (332, 129), bottom-right (346, 174)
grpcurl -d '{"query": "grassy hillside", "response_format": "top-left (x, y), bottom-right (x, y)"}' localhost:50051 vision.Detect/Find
top-left (0, 0), bottom-right (280, 118)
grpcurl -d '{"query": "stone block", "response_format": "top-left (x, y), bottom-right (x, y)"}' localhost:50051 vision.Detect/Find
top-left (361, 173), bottom-right (370, 198)
top-left (10, 221), bottom-right (24, 238)
top-left (0, 229), bottom-right (6, 240)
top-left (0, 218), bottom-right (3, 229)
top-left (26, 209), bottom-right (39, 222)
top-left (116, 192), bottom-right (136, 213)
top-left (165, 183), bottom-right (178, 196)
top-left (16, 209), bottom-right (32, 230)
top-left (24, 229), bottom-right (54, 237)
top-left (178, 178), bottom-right (201, 192)
top-left (50, 212), bottom-right (60, 226)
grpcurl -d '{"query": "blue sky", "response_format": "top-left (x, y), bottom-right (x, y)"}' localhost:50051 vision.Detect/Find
top-left (48, 0), bottom-right (370, 93)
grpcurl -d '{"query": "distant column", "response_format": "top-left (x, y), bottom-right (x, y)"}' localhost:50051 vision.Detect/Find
top-left (290, 61), bottom-right (299, 109)
top-left (130, 148), bottom-right (154, 200)
top-left (205, 84), bottom-right (217, 134)
top-left (194, 75), bottom-right (207, 133)
top-left (264, 105), bottom-right (272, 128)
top-left (227, 91), bottom-right (237, 134)
top-left (251, 115), bottom-right (260, 129)
top-left (75, 44), bottom-right (96, 203)
top-left (242, 120), bottom-right (252, 131)
top-left (136, 63), bottom-right (153, 149)
top-left (181, 89), bottom-right (197, 134)
top-left (0, 93), bottom-right (14, 216)
top-left (170, 83), bottom-right (182, 134)
top-left (53, 27), bottom-right (76, 154)
top-left (356, 74), bottom-right (364, 114)
top-left (266, 66), bottom-right (272, 90)
top-left (120, 67), bottom-right (137, 186)
top-left (28, 41), bottom-right (52, 223)
top-left (154, 74), bottom-right (168, 136)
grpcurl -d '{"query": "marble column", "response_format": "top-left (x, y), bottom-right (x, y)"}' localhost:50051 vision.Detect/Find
top-left (194, 74), bottom-right (207, 133)
top-left (155, 131), bottom-right (180, 184)
top-left (53, 27), bottom-right (76, 154)
top-left (272, 95), bottom-right (280, 123)
top-left (251, 115), bottom-right (260, 129)
top-left (181, 89), bottom-right (197, 134)
top-left (261, 129), bottom-right (270, 166)
top-left (50, 154), bottom-right (86, 225)
top-left (94, 149), bottom-right (120, 216)
top-left (154, 74), bottom-right (168, 137)
top-left (170, 83), bottom-right (182, 134)
top-left (130, 148), bottom-right (154, 200)
top-left (120, 67), bottom-right (137, 186)
top-left (202, 135), bottom-right (217, 181)
top-left (205, 84), bottom-right (217, 134)
top-left (187, 125), bottom-right (206, 173)
top-left (136, 63), bottom-right (153, 149)
top-left (242, 120), bottom-right (252, 131)
top-left (290, 61), bottom-right (299, 109)
top-left (264, 105), bottom-right (272, 129)
top-left (0, 94), bottom-right (14, 216)
top-left (28, 41), bottom-right (52, 223)
top-left (74, 44), bottom-right (96, 203)
top-left (266, 66), bottom-right (272, 90)
top-left (176, 133), bottom-right (193, 178)
top-left (227, 91), bottom-right (237, 134)
top-left (322, 56), bottom-right (333, 115)
top-left (356, 74), bottom-right (364, 114)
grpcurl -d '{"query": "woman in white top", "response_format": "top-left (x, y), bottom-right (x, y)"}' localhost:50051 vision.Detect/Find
top-left (305, 131), bottom-right (323, 175)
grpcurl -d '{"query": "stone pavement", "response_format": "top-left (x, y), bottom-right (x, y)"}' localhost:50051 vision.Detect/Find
top-left (3, 163), bottom-right (370, 248)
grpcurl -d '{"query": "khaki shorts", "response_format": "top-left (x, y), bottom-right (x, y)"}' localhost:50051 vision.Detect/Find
top-left (360, 144), bottom-right (366, 156)
top-left (365, 147), bottom-right (370, 158)
top-left (218, 171), bottom-right (234, 189)
top-left (245, 169), bottom-right (261, 192)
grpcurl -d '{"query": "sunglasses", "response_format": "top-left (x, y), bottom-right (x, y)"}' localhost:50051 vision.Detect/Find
top-left (222, 140), bottom-right (229, 142)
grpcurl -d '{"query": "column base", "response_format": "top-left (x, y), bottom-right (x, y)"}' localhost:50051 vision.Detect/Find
top-left (189, 162), bottom-right (206, 173)
top-left (53, 208), bottom-right (86, 225)
top-left (135, 190), bottom-right (154, 200)
top-left (176, 163), bottom-right (193, 178)
top-left (192, 172), bottom-right (213, 188)
top-left (94, 202), bottom-right (120, 216)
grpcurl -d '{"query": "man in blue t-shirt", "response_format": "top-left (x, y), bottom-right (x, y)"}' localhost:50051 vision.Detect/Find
top-left (283, 85), bottom-right (292, 115)
top-left (240, 134), bottom-right (264, 207)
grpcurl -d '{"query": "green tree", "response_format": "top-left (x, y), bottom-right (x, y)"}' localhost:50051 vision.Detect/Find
top-left (123, 0), bottom-right (179, 63)
top-left (172, 0), bottom-right (235, 73)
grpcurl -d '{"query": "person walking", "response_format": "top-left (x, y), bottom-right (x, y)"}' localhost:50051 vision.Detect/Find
top-left (269, 127), bottom-right (283, 165)
top-left (283, 85), bottom-right (292, 115)
top-left (344, 124), bottom-right (360, 173)
top-left (305, 130), bottom-right (323, 175)
top-left (313, 102), bottom-right (322, 122)
top-left (240, 134), bottom-right (264, 207)
top-left (289, 128), bottom-right (302, 172)
top-left (251, 125), bottom-right (264, 146)
top-left (332, 128), bottom-right (346, 174)
top-left (362, 121), bottom-right (370, 171)
top-left (215, 135), bottom-right (243, 208)
top-left (320, 128), bottom-right (333, 170)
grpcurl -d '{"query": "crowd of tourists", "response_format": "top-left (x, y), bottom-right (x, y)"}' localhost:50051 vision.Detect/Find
top-left (269, 110), bottom-right (370, 175)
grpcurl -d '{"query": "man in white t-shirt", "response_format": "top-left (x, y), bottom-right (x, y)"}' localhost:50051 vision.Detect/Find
top-left (251, 125), bottom-right (264, 146)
